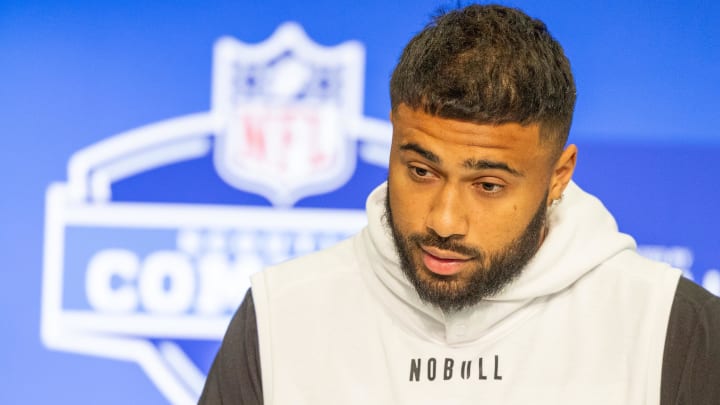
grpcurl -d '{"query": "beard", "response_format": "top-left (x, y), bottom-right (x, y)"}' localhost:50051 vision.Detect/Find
top-left (384, 187), bottom-right (548, 313)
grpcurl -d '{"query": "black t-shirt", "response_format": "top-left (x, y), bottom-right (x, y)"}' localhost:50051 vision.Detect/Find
top-left (200, 277), bottom-right (720, 404)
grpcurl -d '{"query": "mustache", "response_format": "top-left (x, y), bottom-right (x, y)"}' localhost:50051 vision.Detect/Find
top-left (407, 232), bottom-right (482, 258)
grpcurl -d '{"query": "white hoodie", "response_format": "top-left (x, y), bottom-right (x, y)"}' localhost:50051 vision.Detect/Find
top-left (251, 182), bottom-right (681, 404)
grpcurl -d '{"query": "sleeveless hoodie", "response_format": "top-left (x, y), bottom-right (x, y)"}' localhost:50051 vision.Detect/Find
top-left (250, 182), bottom-right (681, 404)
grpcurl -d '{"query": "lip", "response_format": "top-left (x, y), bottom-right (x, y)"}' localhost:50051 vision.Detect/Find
top-left (420, 246), bottom-right (472, 276)
top-left (421, 246), bottom-right (472, 261)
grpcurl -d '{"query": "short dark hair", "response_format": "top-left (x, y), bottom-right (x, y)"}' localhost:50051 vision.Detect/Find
top-left (390, 4), bottom-right (576, 149)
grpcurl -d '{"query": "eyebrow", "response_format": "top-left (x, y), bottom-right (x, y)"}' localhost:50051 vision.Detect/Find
top-left (399, 143), bottom-right (440, 163)
top-left (399, 142), bottom-right (523, 177)
top-left (463, 158), bottom-right (523, 177)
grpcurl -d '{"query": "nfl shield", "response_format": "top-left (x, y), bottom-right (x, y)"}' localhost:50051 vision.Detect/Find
top-left (212, 23), bottom-right (365, 207)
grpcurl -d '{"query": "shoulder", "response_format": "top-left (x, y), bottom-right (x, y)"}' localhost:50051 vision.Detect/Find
top-left (255, 235), bottom-right (359, 281)
top-left (251, 234), bottom-right (365, 300)
top-left (580, 249), bottom-right (682, 302)
top-left (600, 249), bottom-right (680, 280)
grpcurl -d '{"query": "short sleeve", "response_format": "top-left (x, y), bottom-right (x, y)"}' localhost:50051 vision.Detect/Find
top-left (660, 277), bottom-right (720, 404)
top-left (198, 289), bottom-right (263, 405)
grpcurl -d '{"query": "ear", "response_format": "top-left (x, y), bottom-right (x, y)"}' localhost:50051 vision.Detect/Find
top-left (547, 144), bottom-right (577, 205)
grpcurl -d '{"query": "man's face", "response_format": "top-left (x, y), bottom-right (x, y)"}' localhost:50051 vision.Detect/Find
top-left (386, 104), bottom-right (576, 312)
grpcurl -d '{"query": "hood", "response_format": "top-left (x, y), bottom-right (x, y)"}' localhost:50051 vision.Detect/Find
top-left (358, 181), bottom-right (636, 344)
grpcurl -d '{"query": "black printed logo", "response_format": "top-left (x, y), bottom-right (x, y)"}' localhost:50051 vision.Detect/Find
top-left (409, 356), bottom-right (502, 382)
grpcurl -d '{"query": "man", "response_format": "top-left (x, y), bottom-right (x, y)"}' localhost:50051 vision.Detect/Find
top-left (200, 4), bottom-right (720, 404)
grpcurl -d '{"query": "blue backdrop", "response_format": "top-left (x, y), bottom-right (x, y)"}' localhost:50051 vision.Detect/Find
top-left (1, 1), bottom-right (718, 403)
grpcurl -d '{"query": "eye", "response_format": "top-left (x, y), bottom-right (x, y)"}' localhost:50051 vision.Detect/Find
top-left (408, 165), bottom-right (434, 181)
top-left (413, 166), bottom-right (429, 177)
top-left (477, 182), bottom-right (504, 194)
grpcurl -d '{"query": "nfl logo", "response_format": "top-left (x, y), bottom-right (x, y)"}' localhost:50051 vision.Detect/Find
top-left (212, 23), bottom-right (365, 207)
top-left (42, 22), bottom-right (388, 404)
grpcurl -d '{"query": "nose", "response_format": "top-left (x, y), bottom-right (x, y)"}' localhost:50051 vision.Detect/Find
top-left (425, 184), bottom-right (468, 239)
